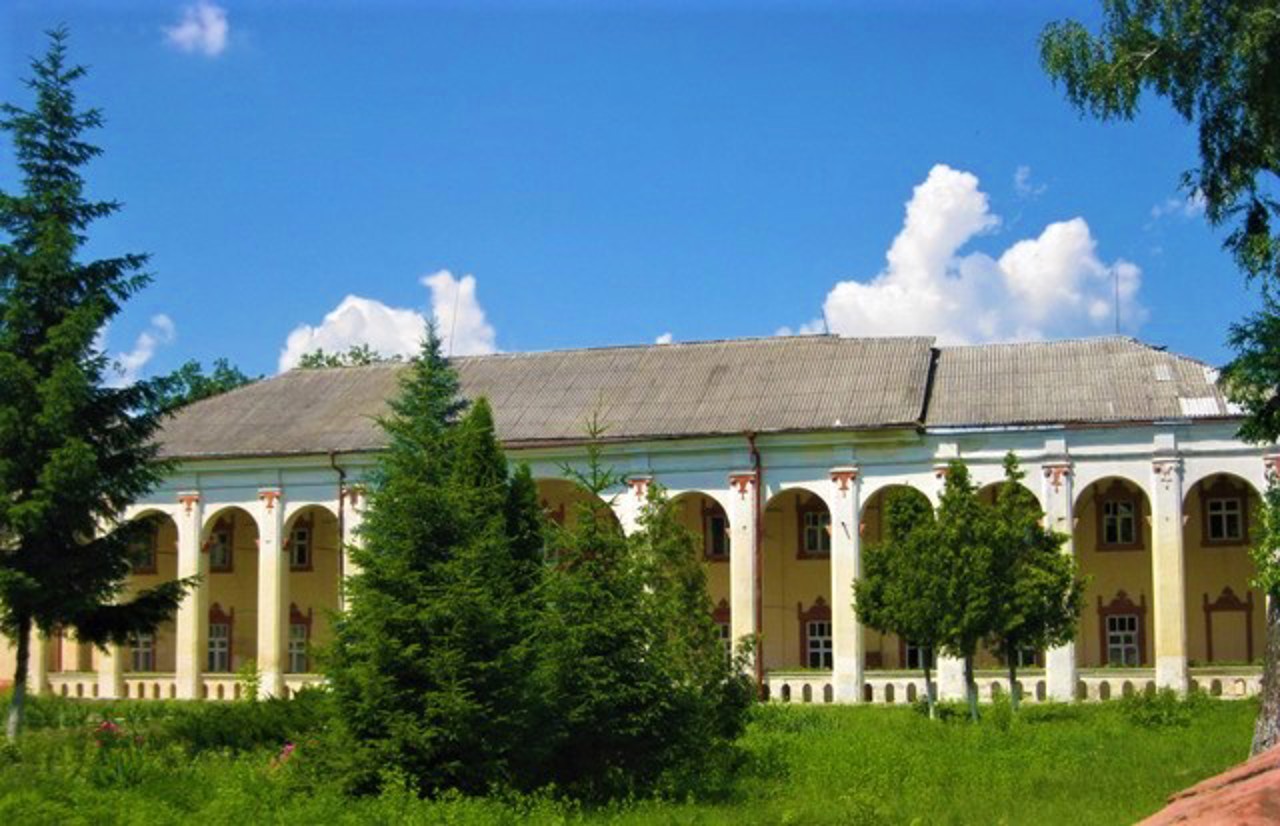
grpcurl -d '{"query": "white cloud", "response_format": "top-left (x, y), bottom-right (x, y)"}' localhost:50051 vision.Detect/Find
top-left (1013, 165), bottom-right (1047, 199)
top-left (655, 332), bottom-right (673, 345)
top-left (788, 164), bottom-right (1144, 345)
top-left (106, 314), bottom-right (177, 387)
top-left (1149, 190), bottom-right (1207, 222)
top-left (164, 2), bottom-right (229, 57)
top-left (277, 270), bottom-right (497, 372)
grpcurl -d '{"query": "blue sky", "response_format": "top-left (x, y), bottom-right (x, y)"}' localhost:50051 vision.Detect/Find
top-left (0, 1), bottom-right (1261, 381)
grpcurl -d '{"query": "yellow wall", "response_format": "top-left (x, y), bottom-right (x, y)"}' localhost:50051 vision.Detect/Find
top-left (205, 508), bottom-right (260, 673)
top-left (761, 490), bottom-right (830, 671)
top-left (1075, 479), bottom-right (1154, 667)
top-left (673, 495), bottom-right (730, 614)
top-left (1183, 477), bottom-right (1263, 665)
top-left (284, 507), bottom-right (342, 670)
top-left (121, 516), bottom-right (181, 673)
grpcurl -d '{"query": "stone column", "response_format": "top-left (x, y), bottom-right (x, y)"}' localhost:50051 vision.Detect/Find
top-left (1042, 460), bottom-right (1077, 701)
top-left (174, 492), bottom-right (206, 700)
top-left (256, 487), bottom-right (287, 698)
top-left (26, 628), bottom-right (48, 696)
top-left (97, 643), bottom-right (125, 700)
top-left (340, 485), bottom-right (365, 611)
top-left (930, 459), bottom-right (967, 701)
top-left (727, 470), bottom-right (759, 676)
top-left (829, 467), bottom-right (863, 702)
top-left (1151, 455), bottom-right (1189, 693)
top-left (618, 476), bottom-right (653, 536)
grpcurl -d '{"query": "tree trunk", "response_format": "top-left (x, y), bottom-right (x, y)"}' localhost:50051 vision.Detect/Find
top-left (1252, 595), bottom-right (1280, 755)
top-left (5, 616), bottom-right (31, 742)
top-left (1008, 659), bottom-right (1020, 712)
top-left (964, 655), bottom-right (979, 722)
top-left (923, 662), bottom-right (936, 720)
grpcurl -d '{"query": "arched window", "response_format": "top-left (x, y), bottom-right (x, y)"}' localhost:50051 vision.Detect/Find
top-left (1201, 477), bottom-right (1249, 546)
top-left (288, 516), bottom-right (314, 571)
top-left (796, 496), bottom-right (832, 559)
top-left (1098, 591), bottom-right (1146, 666)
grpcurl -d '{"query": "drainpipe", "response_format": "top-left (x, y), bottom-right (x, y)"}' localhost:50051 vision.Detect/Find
top-left (328, 450), bottom-right (347, 594)
top-left (747, 432), bottom-right (764, 695)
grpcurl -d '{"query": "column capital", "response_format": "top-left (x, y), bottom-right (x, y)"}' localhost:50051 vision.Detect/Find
top-left (728, 470), bottom-right (758, 499)
top-left (1264, 453), bottom-right (1280, 482)
top-left (1041, 461), bottom-right (1073, 494)
top-left (257, 487), bottom-right (284, 513)
top-left (341, 484), bottom-right (367, 509)
top-left (625, 475), bottom-right (654, 499)
top-left (1152, 455), bottom-right (1183, 491)
top-left (932, 462), bottom-right (951, 479)
top-left (177, 491), bottom-right (201, 515)
top-left (829, 466), bottom-right (860, 496)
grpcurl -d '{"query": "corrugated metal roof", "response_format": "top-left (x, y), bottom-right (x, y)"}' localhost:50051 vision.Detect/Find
top-left (156, 335), bottom-right (935, 459)
top-left (923, 336), bottom-right (1234, 427)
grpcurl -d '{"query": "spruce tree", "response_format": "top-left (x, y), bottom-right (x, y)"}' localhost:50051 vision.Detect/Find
top-left (984, 454), bottom-right (1084, 710)
top-left (325, 330), bottom-right (543, 795)
top-left (0, 28), bottom-right (194, 739)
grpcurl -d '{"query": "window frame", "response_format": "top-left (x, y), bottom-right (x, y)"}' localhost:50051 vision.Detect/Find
top-left (130, 632), bottom-right (155, 673)
top-left (902, 641), bottom-right (936, 671)
top-left (1097, 590), bottom-right (1147, 667)
top-left (206, 516), bottom-right (235, 573)
top-left (287, 603), bottom-right (313, 673)
top-left (1201, 477), bottom-right (1249, 547)
top-left (797, 597), bottom-right (833, 669)
top-left (796, 497), bottom-right (832, 560)
top-left (702, 504), bottom-right (730, 563)
top-left (288, 517), bottom-right (314, 572)
top-left (207, 602), bottom-right (234, 673)
top-left (1095, 482), bottom-right (1144, 552)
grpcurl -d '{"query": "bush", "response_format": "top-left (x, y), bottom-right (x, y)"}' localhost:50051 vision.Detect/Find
top-left (1120, 687), bottom-right (1210, 728)
top-left (159, 687), bottom-right (333, 754)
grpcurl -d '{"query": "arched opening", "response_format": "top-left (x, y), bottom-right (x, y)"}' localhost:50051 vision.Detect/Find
top-left (202, 506), bottom-right (260, 676)
top-left (534, 478), bottom-right (623, 534)
top-left (761, 487), bottom-right (831, 673)
top-left (858, 484), bottom-right (933, 672)
top-left (120, 510), bottom-right (180, 676)
top-left (669, 492), bottom-right (731, 644)
top-left (1183, 474), bottom-right (1263, 666)
top-left (976, 481), bottom-right (1045, 671)
top-left (1073, 477), bottom-right (1153, 668)
top-left (283, 505), bottom-right (341, 674)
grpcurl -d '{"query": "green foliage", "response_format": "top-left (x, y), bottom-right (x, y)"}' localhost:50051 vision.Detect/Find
top-left (854, 485), bottom-right (943, 712)
top-left (1041, 0), bottom-right (1280, 285)
top-left (0, 28), bottom-right (196, 737)
top-left (297, 344), bottom-right (401, 369)
top-left (1121, 687), bottom-right (1211, 728)
top-left (235, 658), bottom-right (261, 702)
top-left (325, 328), bottom-right (544, 796)
top-left (1250, 482), bottom-right (1280, 597)
top-left (985, 454), bottom-right (1085, 708)
top-left (154, 358), bottom-right (257, 412)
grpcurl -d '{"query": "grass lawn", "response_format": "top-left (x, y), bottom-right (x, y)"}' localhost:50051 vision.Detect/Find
top-left (0, 693), bottom-right (1256, 825)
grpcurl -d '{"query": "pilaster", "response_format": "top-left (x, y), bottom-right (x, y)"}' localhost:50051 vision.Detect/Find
top-left (1041, 458), bottom-right (1077, 701)
top-left (97, 643), bottom-right (125, 700)
top-left (26, 628), bottom-right (48, 696)
top-left (727, 470), bottom-right (759, 675)
top-left (829, 466), bottom-right (863, 702)
top-left (174, 492), bottom-right (205, 699)
top-left (1151, 454), bottom-right (1189, 693)
top-left (256, 487), bottom-right (287, 698)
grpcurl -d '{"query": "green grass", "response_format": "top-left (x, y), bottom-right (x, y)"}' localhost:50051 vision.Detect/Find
top-left (0, 692), bottom-right (1256, 825)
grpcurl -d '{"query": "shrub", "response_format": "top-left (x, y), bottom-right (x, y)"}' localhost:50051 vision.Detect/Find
top-left (1120, 687), bottom-right (1209, 728)
top-left (159, 688), bottom-right (333, 754)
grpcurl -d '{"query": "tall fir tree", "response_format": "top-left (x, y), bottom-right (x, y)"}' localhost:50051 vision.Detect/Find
top-left (984, 454), bottom-right (1084, 710)
top-left (325, 330), bottom-right (543, 795)
top-left (0, 28), bottom-right (194, 739)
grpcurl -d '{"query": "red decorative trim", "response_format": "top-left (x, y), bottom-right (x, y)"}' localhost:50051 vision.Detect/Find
top-left (1152, 457), bottom-right (1182, 492)
top-left (1097, 590), bottom-right (1147, 666)
top-left (208, 602), bottom-right (234, 673)
top-left (626, 475), bottom-right (653, 500)
top-left (798, 597), bottom-right (832, 669)
top-left (830, 467), bottom-right (859, 496)
top-left (1042, 463), bottom-right (1072, 494)
top-left (728, 471), bottom-right (757, 500)
top-left (1204, 587), bottom-right (1254, 663)
top-left (796, 495), bottom-right (832, 560)
top-left (933, 464), bottom-right (950, 480)
top-left (178, 492), bottom-right (200, 515)
top-left (712, 598), bottom-right (730, 625)
top-left (1265, 455), bottom-right (1280, 482)
top-left (541, 499), bottom-right (566, 526)
top-left (258, 488), bottom-right (282, 513)
top-left (341, 485), bottom-right (366, 509)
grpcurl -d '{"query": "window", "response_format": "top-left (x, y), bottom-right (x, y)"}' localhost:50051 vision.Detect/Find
top-left (704, 510), bottom-right (730, 561)
top-left (1012, 647), bottom-right (1039, 668)
top-left (288, 623), bottom-right (309, 673)
top-left (130, 633), bottom-right (155, 672)
top-left (1106, 614), bottom-right (1140, 667)
top-left (208, 603), bottom-right (233, 673)
top-left (289, 523), bottom-right (312, 570)
top-left (798, 500), bottom-right (831, 558)
top-left (130, 525), bottom-right (157, 574)
top-left (1101, 499), bottom-right (1137, 547)
top-left (208, 518), bottom-right (233, 572)
top-left (1206, 497), bottom-right (1245, 543)
top-left (905, 642), bottom-right (935, 671)
top-left (717, 622), bottom-right (732, 660)
top-left (805, 620), bottom-right (832, 669)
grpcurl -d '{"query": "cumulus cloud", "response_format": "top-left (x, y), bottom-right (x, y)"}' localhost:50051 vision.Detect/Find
top-left (277, 270), bottom-right (497, 372)
top-left (655, 332), bottom-right (673, 345)
top-left (164, 1), bottom-right (229, 57)
top-left (105, 314), bottom-right (177, 387)
top-left (1149, 190), bottom-right (1207, 222)
top-left (788, 164), bottom-right (1144, 344)
top-left (1013, 164), bottom-right (1047, 199)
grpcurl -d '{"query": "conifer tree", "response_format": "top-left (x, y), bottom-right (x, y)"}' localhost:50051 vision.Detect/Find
top-left (325, 330), bottom-right (543, 795)
top-left (984, 454), bottom-right (1084, 710)
top-left (0, 28), bottom-right (194, 740)
top-left (854, 487), bottom-right (945, 717)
